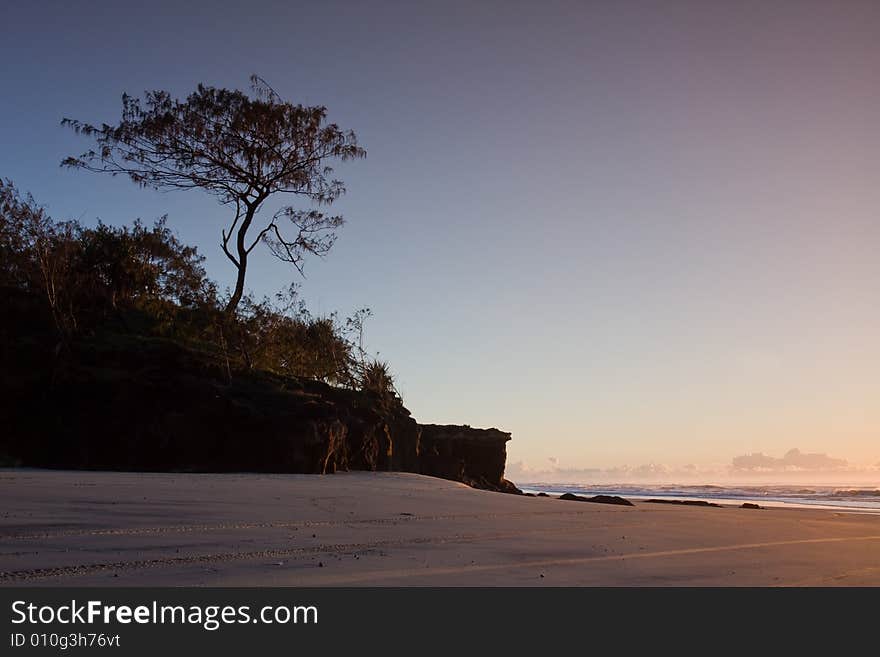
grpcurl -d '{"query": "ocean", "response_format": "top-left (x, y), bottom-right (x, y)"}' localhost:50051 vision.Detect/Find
top-left (518, 482), bottom-right (880, 513)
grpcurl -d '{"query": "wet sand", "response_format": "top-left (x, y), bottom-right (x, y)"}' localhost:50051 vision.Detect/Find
top-left (2, 469), bottom-right (879, 586)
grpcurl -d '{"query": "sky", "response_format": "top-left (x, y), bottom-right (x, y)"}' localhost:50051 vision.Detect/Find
top-left (2, 0), bottom-right (878, 479)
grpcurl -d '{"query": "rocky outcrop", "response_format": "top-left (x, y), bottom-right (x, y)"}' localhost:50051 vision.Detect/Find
top-left (559, 493), bottom-right (634, 506)
top-left (418, 424), bottom-right (519, 493)
top-left (645, 499), bottom-right (721, 507)
top-left (0, 334), bottom-right (518, 493)
top-left (587, 494), bottom-right (634, 506)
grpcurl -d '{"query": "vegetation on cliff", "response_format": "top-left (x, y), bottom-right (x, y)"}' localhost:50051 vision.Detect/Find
top-left (0, 177), bottom-right (389, 393)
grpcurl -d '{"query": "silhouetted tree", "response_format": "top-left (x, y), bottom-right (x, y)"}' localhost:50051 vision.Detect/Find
top-left (0, 179), bottom-right (80, 337)
top-left (2, 180), bottom-right (216, 339)
top-left (79, 219), bottom-right (210, 307)
top-left (75, 218), bottom-right (216, 333)
top-left (237, 286), bottom-right (353, 383)
top-left (62, 76), bottom-right (365, 315)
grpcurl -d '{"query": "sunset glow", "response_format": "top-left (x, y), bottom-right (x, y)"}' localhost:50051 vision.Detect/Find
top-left (2, 1), bottom-right (878, 477)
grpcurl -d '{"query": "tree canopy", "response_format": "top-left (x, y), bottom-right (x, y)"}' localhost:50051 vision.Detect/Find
top-left (62, 76), bottom-right (365, 314)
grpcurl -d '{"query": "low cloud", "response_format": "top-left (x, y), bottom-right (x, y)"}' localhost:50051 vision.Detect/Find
top-left (505, 448), bottom-right (877, 485)
top-left (730, 448), bottom-right (848, 473)
top-left (504, 459), bottom-right (717, 484)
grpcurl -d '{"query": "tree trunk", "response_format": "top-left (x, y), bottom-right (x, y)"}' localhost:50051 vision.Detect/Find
top-left (224, 258), bottom-right (247, 315)
top-left (223, 203), bottom-right (257, 316)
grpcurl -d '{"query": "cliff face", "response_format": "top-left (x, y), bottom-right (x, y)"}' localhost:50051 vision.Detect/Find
top-left (419, 424), bottom-right (519, 493)
top-left (0, 334), bottom-right (518, 493)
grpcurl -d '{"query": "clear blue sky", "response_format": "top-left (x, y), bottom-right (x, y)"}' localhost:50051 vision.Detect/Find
top-left (2, 0), bottom-right (878, 476)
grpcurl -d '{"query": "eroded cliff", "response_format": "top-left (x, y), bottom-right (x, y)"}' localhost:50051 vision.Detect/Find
top-left (0, 334), bottom-right (519, 493)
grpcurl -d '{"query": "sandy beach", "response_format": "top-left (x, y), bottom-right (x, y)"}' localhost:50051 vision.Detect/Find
top-left (2, 469), bottom-right (879, 586)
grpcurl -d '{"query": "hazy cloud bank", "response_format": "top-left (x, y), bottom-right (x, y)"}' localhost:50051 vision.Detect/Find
top-left (730, 448), bottom-right (848, 473)
top-left (505, 459), bottom-right (716, 484)
top-left (507, 448), bottom-right (878, 485)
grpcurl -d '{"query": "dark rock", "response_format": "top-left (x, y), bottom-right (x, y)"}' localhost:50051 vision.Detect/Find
top-left (536, 492), bottom-right (549, 497)
top-left (418, 424), bottom-right (518, 493)
top-left (559, 493), bottom-right (634, 506)
top-left (645, 499), bottom-right (722, 507)
top-left (741, 502), bottom-right (763, 509)
top-left (0, 333), bottom-right (520, 494)
top-left (588, 494), bottom-right (634, 506)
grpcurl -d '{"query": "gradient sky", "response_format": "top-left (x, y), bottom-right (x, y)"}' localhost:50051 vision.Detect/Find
top-left (2, 1), bottom-right (878, 475)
